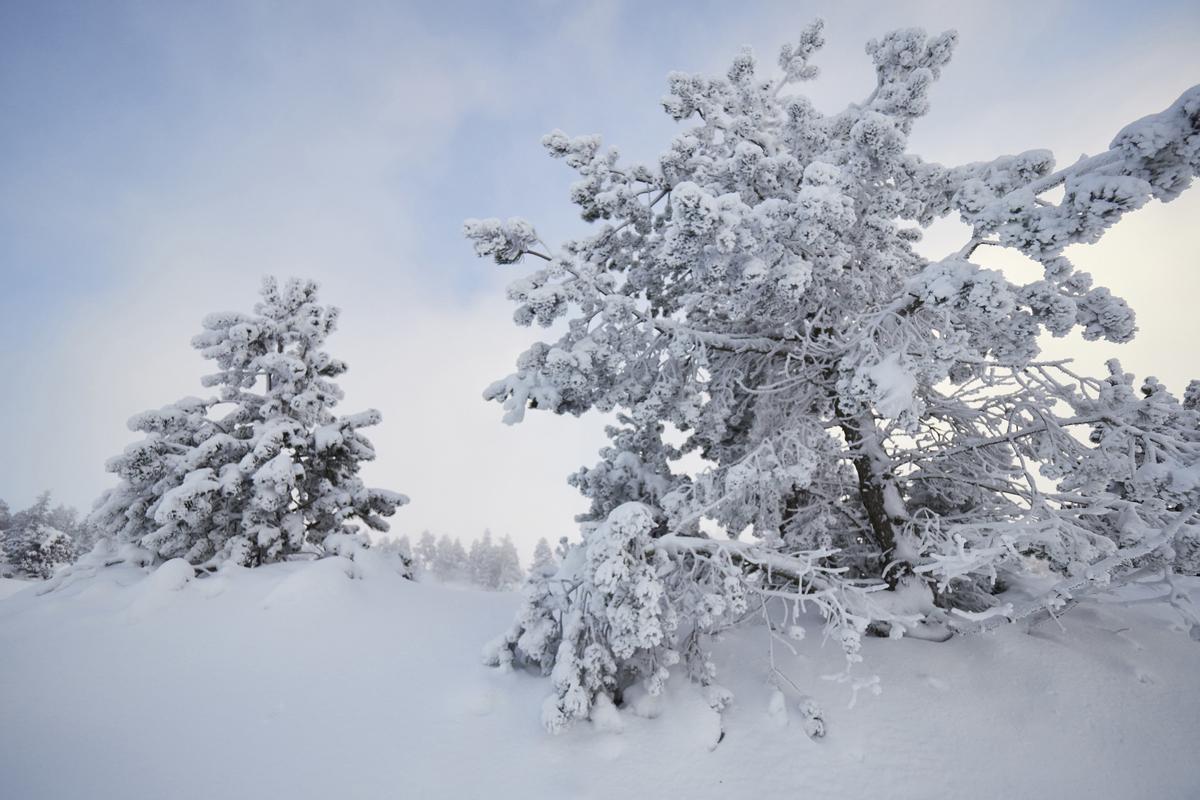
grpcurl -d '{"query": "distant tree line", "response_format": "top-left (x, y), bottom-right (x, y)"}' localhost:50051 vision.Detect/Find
top-left (372, 530), bottom-right (559, 590)
top-left (1, 486), bottom-right (562, 592)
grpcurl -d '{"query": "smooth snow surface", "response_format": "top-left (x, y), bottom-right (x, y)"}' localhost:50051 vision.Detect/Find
top-left (0, 577), bottom-right (32, 600)
top-left (1, 560), bottom-right (1198, 799)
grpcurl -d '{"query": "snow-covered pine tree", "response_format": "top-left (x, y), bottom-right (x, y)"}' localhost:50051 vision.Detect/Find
top-left (389, 534), bottom-right (415, 561)
top-left (432, 535), bottom-right (468, 583)
top-left (17, 493), bottom-right (52, 526)
top-left (3, 493), bottom-right (52, 551)
top-left (529, 537), bottom-right (558, 578)
top-left (2, 493), bottom-right (76, 579)
top-left (16, 528), bottom-right (75, 580)
top-left (68, 517), bottom-right (103, 558)
top-left (493, 535), bottom-right (524, 590)
top-left (370, 534), bottom-right (416, 576)
top-left (90, 277), bottom-right (407, 568)
top-left (468, 529), bottom-right (496, 586)
top-left (450, 538), bottom-right (470, 581)
top-left (47, 503), bottom-right (78, 537)
top-left (472, 22), bottom-right (1200, 731)
top-left (415, 530), bottom-right (438, 575)
top-left (0, 498), bottom-right (10, 575)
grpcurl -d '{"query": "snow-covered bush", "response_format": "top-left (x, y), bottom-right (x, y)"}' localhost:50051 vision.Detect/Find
top-left (471, 22), bottom-right (1200, 730)
top-left (2, 493), bottom-right (76, 579)
top-left (89, 277), bottom-right (407, 568)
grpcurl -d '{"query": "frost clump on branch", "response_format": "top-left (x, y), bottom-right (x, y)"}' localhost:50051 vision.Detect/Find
top-left (89, 278), bottom-right (407, 569)
top-left (469, 20), bottom-right (1200, 731)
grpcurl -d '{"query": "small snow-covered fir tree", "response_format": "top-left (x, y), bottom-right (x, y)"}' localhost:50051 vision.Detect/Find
top-left (447, 531), bottom-right (527, 589)
top-left (468, 529), bottom-right (496, 586)
top-left (68, 518), bottom-right (103, 558)
top-left (0, 498), bottom-right (11, 575)
top-left (414, 530), bottom-right (438, 575)
top-left (529, 537), bottom-right (558, 578)
top-left (432, 535), bottom-right (469, 583)
top-left (369, 534), bottom-right (415, 576)
top-left (2, 493), bottom-right (76, 579)
top-left (493, 535), bottom-right (524, 590)
top-left (90, 277), bottom-right (407, 568)
top-left (472, 22), bottom-right (1200, 730)
top-left (14, 527), bottom-right (75, 579)
top-left (398, 535), bottom-right (413, 561)
top-left (45, 501), bottom-right (98, 557)
top-left (553, 536), bottom-right (570, 562)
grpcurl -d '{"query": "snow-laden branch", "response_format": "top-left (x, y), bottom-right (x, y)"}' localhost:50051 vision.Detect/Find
top-left (948, 506), bottom-right (1199, 635)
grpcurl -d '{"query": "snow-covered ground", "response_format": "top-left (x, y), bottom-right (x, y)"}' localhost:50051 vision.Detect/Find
top-left (1, 559), bottom-right (1197, 799)
top-left (0, 576), bottom-right (32, 600)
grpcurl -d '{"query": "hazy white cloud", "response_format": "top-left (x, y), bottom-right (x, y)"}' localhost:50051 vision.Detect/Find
top-left (2, 0), bottom-right (1197, 557)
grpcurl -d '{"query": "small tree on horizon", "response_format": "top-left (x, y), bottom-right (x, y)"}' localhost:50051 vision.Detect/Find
top-left (2, 492), bottom-right (76, 579)
top-left (529, 537), bottom-right (558, 578)
top-left (89, 277), bottom-right (407, 568)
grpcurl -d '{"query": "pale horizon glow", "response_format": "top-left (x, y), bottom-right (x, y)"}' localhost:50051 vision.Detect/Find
top-left (2, 0), bottom-right (1198, 556)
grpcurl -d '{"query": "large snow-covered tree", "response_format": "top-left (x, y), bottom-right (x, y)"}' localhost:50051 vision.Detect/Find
top-left (90, 277), bottom-right (407, 568)
top-left (472, 23), bottom-right (1200, 731)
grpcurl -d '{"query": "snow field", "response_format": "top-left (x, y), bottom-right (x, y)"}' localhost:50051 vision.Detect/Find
top-left (1, 560), bottom-right (1197, 799)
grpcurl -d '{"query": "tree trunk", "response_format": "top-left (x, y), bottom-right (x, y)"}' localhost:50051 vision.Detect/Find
top-left (836, 404), bottom-right (907, 584)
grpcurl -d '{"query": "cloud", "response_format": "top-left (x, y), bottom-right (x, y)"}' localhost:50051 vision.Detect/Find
top-left (1, 0), bottom-right (1198, 559)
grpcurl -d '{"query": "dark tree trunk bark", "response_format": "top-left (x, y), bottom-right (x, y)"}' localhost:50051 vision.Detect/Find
top-left (836, 403), bottom-right (908, 587)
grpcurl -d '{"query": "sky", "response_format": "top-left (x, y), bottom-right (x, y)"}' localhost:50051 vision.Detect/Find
top-left (1, 0), bottom-right (1198, 556)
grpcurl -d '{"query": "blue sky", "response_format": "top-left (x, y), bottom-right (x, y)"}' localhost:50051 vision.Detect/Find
top-left (2, 0), bottom-right (1198, 552)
